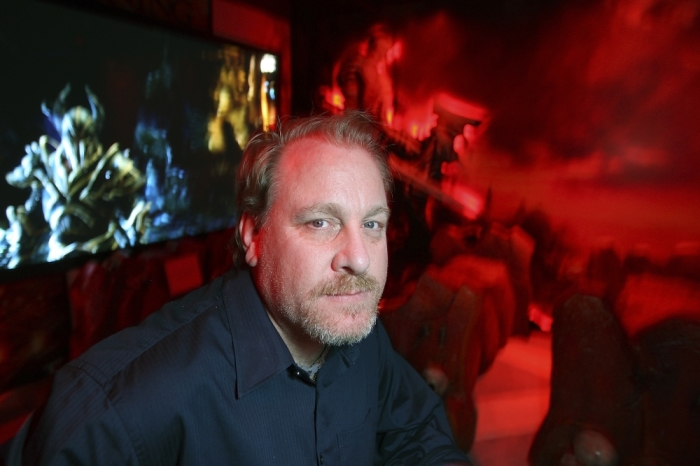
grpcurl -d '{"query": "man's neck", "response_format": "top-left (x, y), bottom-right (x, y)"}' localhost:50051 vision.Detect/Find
top-left (265, 309), bottom-right (326, 367)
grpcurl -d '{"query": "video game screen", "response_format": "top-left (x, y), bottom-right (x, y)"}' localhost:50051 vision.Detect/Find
top-left (0, 0), bottom-right (279, 270)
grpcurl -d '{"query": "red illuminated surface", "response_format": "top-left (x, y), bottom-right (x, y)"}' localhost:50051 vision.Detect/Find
top-left (322, 85), bottom-right (346, 111)
top-left (358, 0), bottom-right (700, 267)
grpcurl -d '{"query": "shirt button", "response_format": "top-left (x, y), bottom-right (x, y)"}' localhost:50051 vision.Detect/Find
top-left (319, 454), bottom-right (324, 464)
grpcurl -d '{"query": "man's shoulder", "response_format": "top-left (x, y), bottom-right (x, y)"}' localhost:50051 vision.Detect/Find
top-left (67, 273), bottom-right (231, 386)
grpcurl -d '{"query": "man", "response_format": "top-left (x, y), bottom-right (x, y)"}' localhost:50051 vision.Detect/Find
top-left (21, 112), bottom-right (471, 465)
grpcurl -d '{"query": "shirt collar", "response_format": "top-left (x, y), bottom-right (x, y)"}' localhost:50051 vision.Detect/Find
top-left (222, 269), bottom-right (295, 398)
top-left (221, 269), bottom-right (364, 395)
top-left (316, 343), bottom-right (360, 388)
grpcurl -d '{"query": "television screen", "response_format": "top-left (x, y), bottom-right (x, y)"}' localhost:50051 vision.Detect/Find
top-left (0, 0), bottom-right (279, 271)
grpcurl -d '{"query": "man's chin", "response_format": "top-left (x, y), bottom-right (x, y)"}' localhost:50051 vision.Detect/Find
top-left (306, 312), bottom-right (378, 346)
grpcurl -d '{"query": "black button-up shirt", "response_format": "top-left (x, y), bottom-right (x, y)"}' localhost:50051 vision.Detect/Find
top-left (24, 270), bottom-right (470, 465)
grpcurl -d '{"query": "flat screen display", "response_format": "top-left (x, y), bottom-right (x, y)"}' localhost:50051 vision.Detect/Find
top-left (0, 0), bottom-right (279, 271)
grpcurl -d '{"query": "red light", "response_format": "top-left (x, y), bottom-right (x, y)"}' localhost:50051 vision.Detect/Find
top-left (452, 184), bottom-right (482, 218)
top-left (358, 41), bottom-right (368, 57)
top-left (528, 304), bottom-right (553, 332)
top-left (453, 134), bottom-right (465, 153)
top-left (434, 92), bottom-right (488, 121)
top-left (439, 172), bottom-right (484, 220)
top-left (386, 41), bottom-right (402, 64)
top-left (332, 92), bottom-right (344, 109)
top-left (321, 86), bottom-right (345, 110)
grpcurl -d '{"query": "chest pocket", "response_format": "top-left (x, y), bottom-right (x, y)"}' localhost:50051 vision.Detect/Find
top-left (338, 409), bottom-right (376, 466)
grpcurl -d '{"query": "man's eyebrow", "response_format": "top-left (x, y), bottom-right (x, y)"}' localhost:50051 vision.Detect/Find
top-left (293, 203), bottom-right (391, 222)
top-left (293, 203), bottom-right (343, 222)
top-left (365, 205), bottom-right (391, 219)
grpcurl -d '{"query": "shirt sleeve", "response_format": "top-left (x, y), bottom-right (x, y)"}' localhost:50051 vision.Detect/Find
top-left (22, 364), bottom-right (140, 466)
top-left (373, 322), bottom-right (473, 466)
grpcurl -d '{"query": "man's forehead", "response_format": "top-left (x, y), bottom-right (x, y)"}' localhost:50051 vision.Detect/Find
top-left (278, 142), bottom-right (377, 183)
top-left (280, 137), bottom-right (348, 164)
top-left (274, 137), bottom-right (388, 206)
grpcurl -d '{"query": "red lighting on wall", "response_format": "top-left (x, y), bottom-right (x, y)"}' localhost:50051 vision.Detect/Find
top-left (321, 85), bottom-right (345, 111)
top-left (440, 162), bottom-right (484, 219)
top-left (386, 40), bottom-right (402, 64)
top-left (390, 100), bottom-right (438, 141)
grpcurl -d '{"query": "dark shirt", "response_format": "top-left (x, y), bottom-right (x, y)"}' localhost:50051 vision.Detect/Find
top-left (24, 270), bottom-right (470, 465)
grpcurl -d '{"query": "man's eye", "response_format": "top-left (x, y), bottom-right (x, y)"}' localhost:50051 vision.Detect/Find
top-left (309, 219), bottom-right (328, 228)
top-left (363, 220), bottom-right (381, 230)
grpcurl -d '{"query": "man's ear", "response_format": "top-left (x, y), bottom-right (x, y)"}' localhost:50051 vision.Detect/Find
top-left (239, 212), bottom-right (260, 267)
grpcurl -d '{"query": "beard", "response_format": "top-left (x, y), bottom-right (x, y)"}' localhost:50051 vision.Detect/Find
top-left (280, 273), bottom-right (383, 346)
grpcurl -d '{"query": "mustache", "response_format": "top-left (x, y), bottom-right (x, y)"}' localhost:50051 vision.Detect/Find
top-left (312, 273), bottom-right (381, 297)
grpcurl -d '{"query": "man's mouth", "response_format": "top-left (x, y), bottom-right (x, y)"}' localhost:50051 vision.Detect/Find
top-left (314, 273), bottom-right (380, 299)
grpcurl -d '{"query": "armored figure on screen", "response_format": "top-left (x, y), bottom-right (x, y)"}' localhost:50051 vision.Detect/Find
top-left (0, 84), bottom-right (149, 268)
top-left (207, 45), bottom-right (257, 152)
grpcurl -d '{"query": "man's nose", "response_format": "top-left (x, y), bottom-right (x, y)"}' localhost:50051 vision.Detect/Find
top-left (331, 227), bottom-right (370, 275)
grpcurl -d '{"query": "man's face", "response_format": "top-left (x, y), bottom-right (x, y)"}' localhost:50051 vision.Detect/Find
top-left (245, 138), bottom-right (390, 346)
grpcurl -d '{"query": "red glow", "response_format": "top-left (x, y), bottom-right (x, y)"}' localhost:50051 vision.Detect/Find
top-left (463, 124), bottom-right (476, 142)
top-left (528, 304), bottom-right (553, 332)
top-left (439, 170), bottom-right (484, 219)
top-left (406, 116), bottom-right (437, 140)
top-left (323, 12), bottom-right (700, 457)
top-left (329, 3), bottom-right (700, 267)
top-left (450, 184), bottom-right (482, 219)
top-left (435, 92), bottom-right (488, 121)
top-left (616, 273), bottom-right (700, 337)
top-left (332, 91), bottom-right (344, 109)
top-left (453, 134), bottom-right (465, 153)
top-left (358, 41), bottom-right (368, 57)
top-left (321, 85), bottom-right (345, 110)
top-left (386, 41), bottom-right (402, 64)
top-left (391, 100), bottom-right (438, 141)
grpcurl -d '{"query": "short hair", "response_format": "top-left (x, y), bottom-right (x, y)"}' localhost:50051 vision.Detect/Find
top-left (232, 110), bottom-right (393, 268)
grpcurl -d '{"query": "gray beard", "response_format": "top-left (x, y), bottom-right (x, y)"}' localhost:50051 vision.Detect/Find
top-left (300, 304), bottom-right (379, 346)
top-left (282, 273), bottom-right (383, 346)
